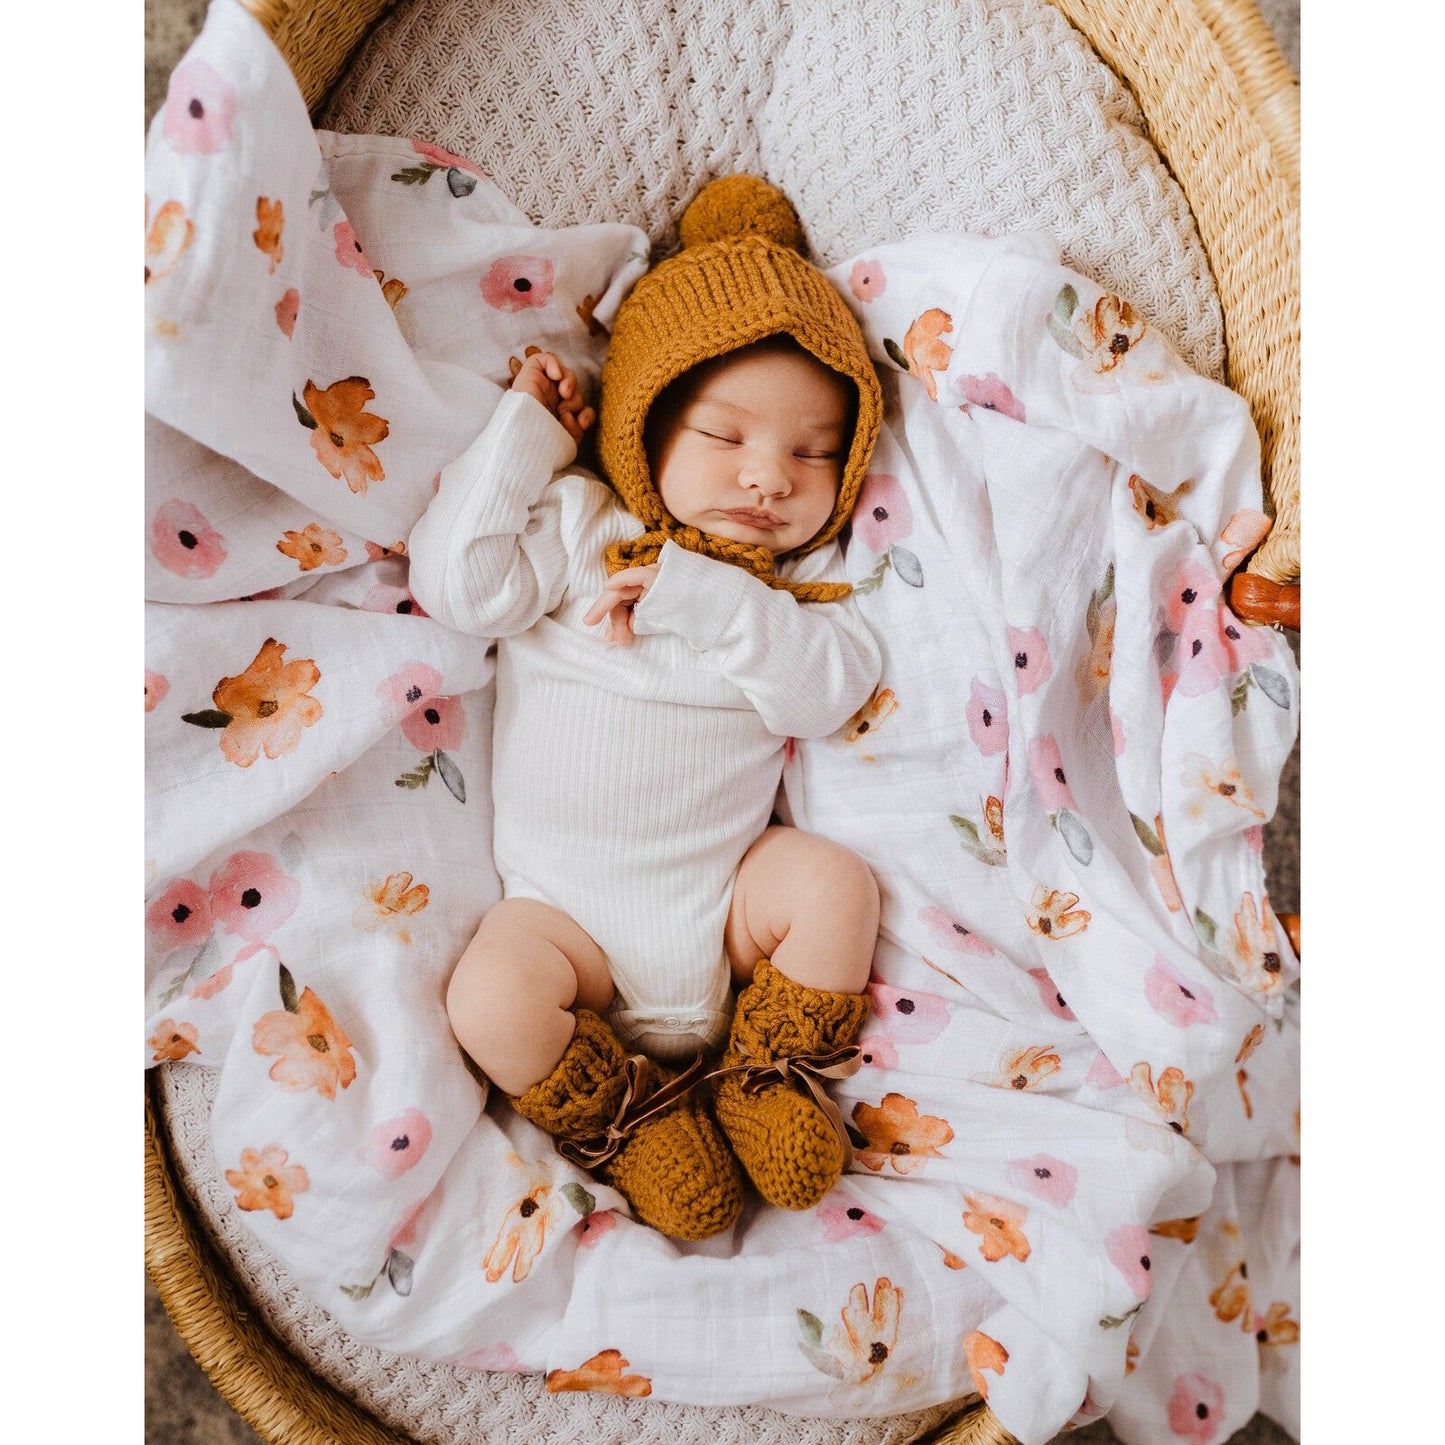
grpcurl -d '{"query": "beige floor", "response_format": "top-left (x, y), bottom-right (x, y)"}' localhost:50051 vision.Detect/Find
top-left (143, 3), bottom-right (1301, 1441)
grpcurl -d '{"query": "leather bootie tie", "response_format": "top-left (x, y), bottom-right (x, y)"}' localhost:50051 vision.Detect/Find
top-left (711, 960), bottom-right (869, 1211)
top-left (512, 1009), bottom-right (743, 1240)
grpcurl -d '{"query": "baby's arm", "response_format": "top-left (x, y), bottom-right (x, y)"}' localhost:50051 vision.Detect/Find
top-left (627, 540), bottom-right (882, 738)
top-left (408, 353), bottom-right (592, 637)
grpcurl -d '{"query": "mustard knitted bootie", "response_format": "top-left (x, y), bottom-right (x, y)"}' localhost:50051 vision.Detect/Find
top-left (712, 960), bottom-right (870, 1211)
top-left (511, 1010), bottom-right (743, 1240)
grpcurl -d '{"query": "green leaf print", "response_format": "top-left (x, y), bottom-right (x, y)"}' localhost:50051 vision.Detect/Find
top-left (1056, 809), bottom-right (1094, 865)
top-left (1047, 285), bottom-right (1086, 358)
top-left (1193, 908), bottom-right (1218, 950)
top-left (797, 1309), bottom-right (824, 1347)
top-left (853, 553), bottom-right (892, 595)
top-left (386, 1249), bottom-right (414, 1296)
top-left (1086, 564), bottom-right (1115, 638)
top-left (891, 545), bottom-right (925, 587)
top-left (157, 934), bottom-right (218, 1009)
top-left (1250, 664), bottom-right (1291, 709)
top-left (799, 1339), bottom-right (849, 1381)
top-left (395, 754), bottom-right (437, 790)
top-left (390, 163), bottom-right (440, 186)
top-left (279, 962), bottom-right (299, 1013)
top-left (1099, 1301), bottom-right (1145, 1329)
top-left (951, 815), bottom-right (981, 844)
top-left (292, 392), bottom-right (318, 430)
top-left (435, 749), bottom-right (467, 803)
top-left (182, 709), bottom-right (233, 729)
top-left (883, 337), bottom-right (909, 370)
top-left (339, 1281), bottom-right (375, 1301)
top-left (561, 1183), bottom-right (597, 1217)
top-left (1231, 674), bottom-right (1252, 716)
top-left (1130, 813), bottom-right (1164, 856)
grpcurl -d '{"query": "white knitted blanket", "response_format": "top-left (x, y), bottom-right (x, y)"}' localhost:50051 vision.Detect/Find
top-left (146, 3), bottom-right (1298, 1443)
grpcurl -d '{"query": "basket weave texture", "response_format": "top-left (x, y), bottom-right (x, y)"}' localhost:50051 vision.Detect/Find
top-left (146, 1), bottom-right (1301, 1441)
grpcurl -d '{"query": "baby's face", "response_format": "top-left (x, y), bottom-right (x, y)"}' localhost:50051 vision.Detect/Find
top-left (646, 342), bottom-right (853, 556)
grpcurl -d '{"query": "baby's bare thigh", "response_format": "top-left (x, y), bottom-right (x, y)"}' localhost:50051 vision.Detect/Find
top-left (725, 826), bottom-right (880, 986)
top-left (462, 898), bottom-right (615, 1014)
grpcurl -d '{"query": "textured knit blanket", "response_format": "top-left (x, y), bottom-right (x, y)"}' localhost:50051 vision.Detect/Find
top-left (144, 4), bottom-right (1300, 1443)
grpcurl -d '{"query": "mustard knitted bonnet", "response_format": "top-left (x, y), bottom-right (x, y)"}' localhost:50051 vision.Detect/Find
top-left (597, 175), bottom-right (882, 602)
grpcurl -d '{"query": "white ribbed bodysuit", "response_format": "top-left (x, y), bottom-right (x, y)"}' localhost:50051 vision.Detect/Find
top-left (408, 392), bottom-right (881, 1061)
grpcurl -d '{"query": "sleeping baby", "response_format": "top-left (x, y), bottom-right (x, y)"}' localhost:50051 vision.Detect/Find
top-left (408, 175), bottom-right (884, 1241)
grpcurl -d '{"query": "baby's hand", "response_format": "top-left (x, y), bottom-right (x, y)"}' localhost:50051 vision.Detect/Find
top-left (583, 565), bottom-right (660, 646)
top-left (510, 349), bottom-right (595, 444)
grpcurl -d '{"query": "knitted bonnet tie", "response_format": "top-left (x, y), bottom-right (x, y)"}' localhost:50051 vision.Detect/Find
top-left (596, 175), bottom-right (883, 603)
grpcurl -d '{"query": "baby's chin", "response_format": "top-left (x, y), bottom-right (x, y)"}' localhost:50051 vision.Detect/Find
top-left (689, 516), bottom-right (793, 554)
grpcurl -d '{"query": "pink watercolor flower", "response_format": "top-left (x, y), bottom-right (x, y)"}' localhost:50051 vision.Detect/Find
top-left (1027, 734), bottom-right (1078, 813)
top-left (1005, 1154), bottom-right (1077, 1208)
top-left (1175, 606), bottom-right (1234, 698)
top-left (151, 499), bottom-right (227, 578)
top-left (1087, 1050), bottom-right (1125, 1089)
top-left (956, 372), bottom-right (1025, 422)
top-left (1110, 711), bottom-right (1126, 756)
top-left (1219, 509), bottom-right (1270, 572)
top-left (401, 694), bottom-right (467, 752)
top-left (1219, 605), bottom-right (1276, 672)
top-left (1163, 560), bottom-right (1221, 634)
top-left (360, 1109), bottom-right (433, 1180)
top-left (1027, 966), bottom-right (1077, 1022)
top-left (919, 905), bottom-right (995, 957)
top-left (1007, 626), bottom-right (1053, 695)
top-left (411, 138), bottom-right (484, 175)
top-left (866, 981), bottom-right (951, 1045)
top-left (161, 59), bottom-right (237, 154)
top-left (275, 287), bottom-right (300, 338)
top-left (576, 1210), bottom-right (619, 1249)
top-left (853, 472), bottom-right (913, 553)
top-left (480, 255), bottom-right (555, 311)
top-left (1144, 956), bottom-right (1218, 1027)
top-left (145, 670), bottom-right (170, 713)
top-left (146, 877), bottom-right (214, 954)
top-left (333, 220), bottom-right (373, 276)
top-left (856, 1034), bottom-right (898, 1070)
top-left (848, 260), bottom-right (886, 303)
top-left (817, 1191), bottom-right (887, 1242)
top-left (190, 963), bottom-right (234, 1000)
top-left (1166, 1373), bottom-right (1225, 1444)
top-left (966, 677), bottom-right (1009, 756)
top-left (207, 851), bottom-right (300, 945)
top-left (362, 582), bottom-right (428, 617)
top-left (1106, 1224), bottom-right (1154, 1299)
top-left (459, 1342), bottom-right (530, 1372)
top-left (378, 662), bottom-right (445, 723)
top-left (389, 1197), bottom-right (428, 1251)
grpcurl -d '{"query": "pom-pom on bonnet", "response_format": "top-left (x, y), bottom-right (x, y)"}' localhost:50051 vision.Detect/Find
top-left (597, 175), bottom-right (883, 602)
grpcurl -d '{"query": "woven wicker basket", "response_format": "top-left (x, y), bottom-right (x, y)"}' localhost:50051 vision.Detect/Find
top-left (144, 3), bottom-right (1300, 1442)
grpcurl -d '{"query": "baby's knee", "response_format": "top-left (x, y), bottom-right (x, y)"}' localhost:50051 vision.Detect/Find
top-left (445, 937), bottom-right (545, 1054)
top-left (796, 833), bottom-right (881, 928)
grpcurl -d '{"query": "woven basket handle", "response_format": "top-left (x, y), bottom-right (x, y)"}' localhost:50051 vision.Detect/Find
top-left (238, 0), bottom-right (400, 113)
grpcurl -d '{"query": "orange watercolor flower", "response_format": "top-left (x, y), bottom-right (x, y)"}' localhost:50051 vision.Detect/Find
top-left (207, 638), bottom-right (323, 768)
top-left (253, 196), bottom-right (284, 274)
top-left (843, 686), bottom-right (900, 745)
top-left (1125, 1337), bottom-right (1140, 1376)
top-left (963, 1330), bottom-right (1008, 1399)
top-left (1235, 1023), bottom-right (1265, 1065)
top-left (1026, 885), bottom-right (1091, 940)
top-left (277, 522), bottom-right (347, 571)
top-left (252, 987), bottom-right (357, 1099)
top-left (902, 308), bottom-right (953, 400)
top-left (225, 1145), bottom-right (310, 1220)
top-left (146, 199), bottom-right (194, 284)
top-left (300, 376), bottom-right (390, 494)
top-left (939, 1246), bottom-right (967, 1270)
top-left (1128, 474), bottom-right (1192, 531)
top-left (851, 1093), bottom-right (954, 1175)
top-left (149, 1018), bottom-right (199, 1062)
top-left (484, 1183), bottom-right (559, 1284)
top-left (1254, 1301), bottom-right (1299, 1348)
top-left (352, 871), bottom-right (431, 945)
top-left (1150, 1216), bottom-right (1201, 1244)
top-left (962, 1192), bottom-right (1032, 1263)
top-left (1236, 1068), bottom-right (1254, 1119)
top-left (1129, 1061), bottom-right (1193, 1135)
top-left (1209, 1260), bottom-right (1251, 1327)
top-left (1225, 892), bottom-right (1286, 996)
top-left (984, 795), bottom-right (1006, 848)
top-left (828, 1277), bottom-right (904, 1384)
top-left (992, 1043), bottom-right (1062, 1091)
top-left (545, 1349), bottom-right (652, 1397)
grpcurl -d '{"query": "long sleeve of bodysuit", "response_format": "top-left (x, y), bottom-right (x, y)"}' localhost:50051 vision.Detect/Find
top-left (407, 390), bottom-right (580, 638)
top-left (631, 538), bottom-right (882, 739)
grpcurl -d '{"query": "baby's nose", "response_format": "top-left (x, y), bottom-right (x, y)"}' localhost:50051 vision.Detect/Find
top-left (740, 452), bottom-right (791, 497)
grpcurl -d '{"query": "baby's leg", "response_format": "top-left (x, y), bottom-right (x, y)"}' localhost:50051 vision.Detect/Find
top-left (725, 825), bottom-right (880, 993)
top-left (446, 898), bottom-right (615, 1096)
